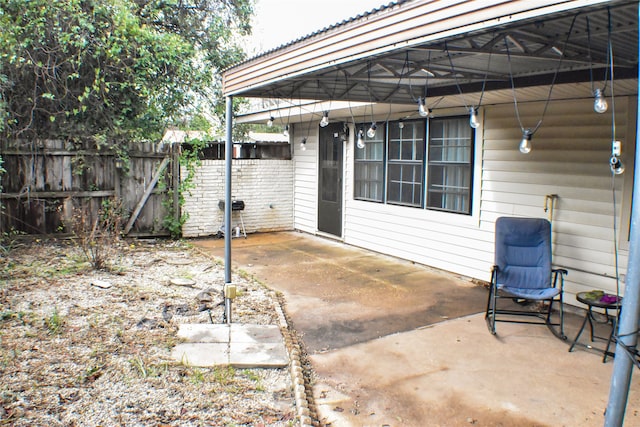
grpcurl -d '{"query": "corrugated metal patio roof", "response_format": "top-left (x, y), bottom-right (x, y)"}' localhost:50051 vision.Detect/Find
top-left (240, 1), bottom-right (408, 64)
top-left (223, 0), bottom-right (638, 115)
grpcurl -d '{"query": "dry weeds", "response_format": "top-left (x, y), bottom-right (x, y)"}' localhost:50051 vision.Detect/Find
top-left (0, 238), bottom-right (294, 426)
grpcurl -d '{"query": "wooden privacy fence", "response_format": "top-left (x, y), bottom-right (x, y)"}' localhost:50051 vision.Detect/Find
top-left (0, 139), bottom-right (179, 237)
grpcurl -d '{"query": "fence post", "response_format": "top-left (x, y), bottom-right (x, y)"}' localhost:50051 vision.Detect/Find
top-left (114, 155), bottom-right (121, 200)
top-left (172, 142), bottom-right (180, 228)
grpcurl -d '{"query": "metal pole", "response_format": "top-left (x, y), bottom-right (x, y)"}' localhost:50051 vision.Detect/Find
top-left (604, 10), bottom-right (640, 423)
top-left (224, 96), bottom-right (233, 286)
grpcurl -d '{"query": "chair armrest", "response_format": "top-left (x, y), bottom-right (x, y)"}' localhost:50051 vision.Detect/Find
top-left (551, 268), bottom-right (567, 290)
top-left (490, 265), bottom-right (499, 285)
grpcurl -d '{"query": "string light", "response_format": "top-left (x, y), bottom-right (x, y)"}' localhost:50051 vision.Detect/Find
top-left (594, 88), bottom-right (608, 113)
top-left (610, 156), bottom-right (624, 175)
top-left (418, 97), bottom-right (429, 117)
top-left (366, 122), bottom-right (377, 138)
top-left (506, 15), bottom-right (577, 154)
top-left (356, 129), bottom-right (365, 149)
top-left (469, 107), bottom-right (480, 129)
top-left (319, 111), bottom-right (329, 127)
top-left (267, 116), bottom-right (274, 127)
top-left (586, 16), bottom-right (610, 115)
top-left (283, 125), bottom-right (289, 137)
top-left (519, 129), bottom-right (532, 154)
top-left (300, 137), bottom-right (307, 151)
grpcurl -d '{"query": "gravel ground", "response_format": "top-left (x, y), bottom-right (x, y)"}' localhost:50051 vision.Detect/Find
top-left (0, 238), bottom-right (295, 426)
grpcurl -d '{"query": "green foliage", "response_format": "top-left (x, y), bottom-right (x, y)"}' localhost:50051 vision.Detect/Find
top-left (211, 365), bottom-right (237, 388)
top-left (250, 123), bottom-right (286, 134)
top-left (186, 114), bottom-right (212, 132)
top-left (216, 96), bottom-right (251, 141)
top-left (0, 227), bottom-right (24, 256)
top-left (0, 0), bottom-right (253, 141)
top-left (162, 137), bottom-right (208, 238)
top-left (45, 307), bottom-right (65, 335)
top-left (129, 356), bottom-right (168, 379)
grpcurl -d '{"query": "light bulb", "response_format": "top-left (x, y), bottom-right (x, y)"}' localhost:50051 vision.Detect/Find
top-left (519, 129), bottom-right (532, 154)
top-left (398, 121), bottom-right (404, 129)
top-left (319, 111), bottom-right (329, 127)
top-left (300, 138), bottom-right (307, 151)
top-left (356, 129), bottom-right (365, 149)
top-left (418, 97), bottom-right (429, 117)
top-left (283, 125), bottom-right (289, 137)
top-left (469, 107), bottom-right (480, 129)
top-left (267, 116), bottom-right (274, 127)
top-left (367, 123), bottom-right (377, 138)
top-left (594, 88), bottom-right (608, 114)
top-left (610, 156), bottom-right (625, 175)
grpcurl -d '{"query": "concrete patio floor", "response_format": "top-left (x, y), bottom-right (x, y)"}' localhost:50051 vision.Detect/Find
top-left (193, 231), bottom-right (640, 427)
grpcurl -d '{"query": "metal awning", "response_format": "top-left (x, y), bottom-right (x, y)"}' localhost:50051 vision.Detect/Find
top-left (223, 0), bottom-right (638, 109)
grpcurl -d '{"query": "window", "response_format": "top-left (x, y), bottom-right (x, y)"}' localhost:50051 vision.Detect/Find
top-left (387, 121), bottom-right (424, 207)
top-left (427, 117), bottom-right (473, 214)
top-left (354, 124), bottom-right (385, 202)
top-left (353, 116), bottom-right (474, 214)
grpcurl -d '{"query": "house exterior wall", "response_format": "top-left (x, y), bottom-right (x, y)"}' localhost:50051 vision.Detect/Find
top-left (481, 98), bottom-right (635, 299)
top-left (181, 159), bottom-right (294, 237)
top-left (291, 122), bottom-right (319, 234)
top-left (292, 96), bottom-right (636, 302)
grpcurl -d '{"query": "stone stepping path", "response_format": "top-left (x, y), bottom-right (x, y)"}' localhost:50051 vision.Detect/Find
top-left (171, 323), bottom-right (289, 368)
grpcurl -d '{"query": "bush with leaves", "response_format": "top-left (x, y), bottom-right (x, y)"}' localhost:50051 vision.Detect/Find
top-left (0, 0), bottom-right (253, 142)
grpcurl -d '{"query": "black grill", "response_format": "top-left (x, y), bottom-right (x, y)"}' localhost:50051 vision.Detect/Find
top-left (218, 200), bottom-right (245, 211)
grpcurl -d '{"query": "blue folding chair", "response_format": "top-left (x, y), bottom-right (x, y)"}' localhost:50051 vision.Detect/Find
top-left (485, 217), bottom-right (567, 339)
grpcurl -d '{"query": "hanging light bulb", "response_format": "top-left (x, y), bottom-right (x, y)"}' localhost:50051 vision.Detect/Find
top-left (300, 137), bottom-right (307, 151)
top-left (356, 129), bottom-right (365, 149)
top-left (319, 111), bottom-right (329, 127)
top-left (398, 120), bottom-right (404, 129)
top-left (418, 97), bottom-right (429, 117)
top-left (283, 125), bottom-right (289, 137)
top-left (469, 107), bottom-right (480, 129)
top-left (610, 156), bottom-right (625, 175)
top-left (267, 116), bottom-right (274, 127)
top-left (519, 129), bottom-right (532, 154)
top-left (367, 122), bottom-right (377, 138)
top-left (594, 88), bottom-right (608, 114)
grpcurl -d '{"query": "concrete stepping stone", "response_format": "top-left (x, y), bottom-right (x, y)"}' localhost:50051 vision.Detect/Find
top-left (171, 323), bottom-right (288, 368)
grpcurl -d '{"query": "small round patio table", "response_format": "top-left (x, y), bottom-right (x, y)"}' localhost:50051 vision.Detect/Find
top-left (568, 291), bottom-right (622, 362)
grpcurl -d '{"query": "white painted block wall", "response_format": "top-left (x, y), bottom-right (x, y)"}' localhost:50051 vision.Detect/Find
top-left (181, 159), bottom-right (294, 237)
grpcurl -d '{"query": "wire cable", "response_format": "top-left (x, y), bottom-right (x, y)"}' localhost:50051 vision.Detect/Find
top-left (506, 13), bottom-right (579, 135)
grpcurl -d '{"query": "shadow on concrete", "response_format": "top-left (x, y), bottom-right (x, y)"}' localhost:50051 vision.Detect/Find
top-left (193, 231), bottom-right (487, 353)
top-left (193, 231), bottom-right (640, 427)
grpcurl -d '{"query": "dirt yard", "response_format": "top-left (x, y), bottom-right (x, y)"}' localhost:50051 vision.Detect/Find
top-left (0, 238), bottom-right (295, 426)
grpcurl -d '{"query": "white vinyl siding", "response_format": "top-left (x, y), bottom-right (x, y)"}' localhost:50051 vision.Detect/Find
top-left (293, 123), bottom-right (320, 234)
top-left (481, 97), bottom-right (634, 299)
top-left (343, 117), bottom-right (486, 279)
top-left (293, 95), bottom-right (635, 305)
